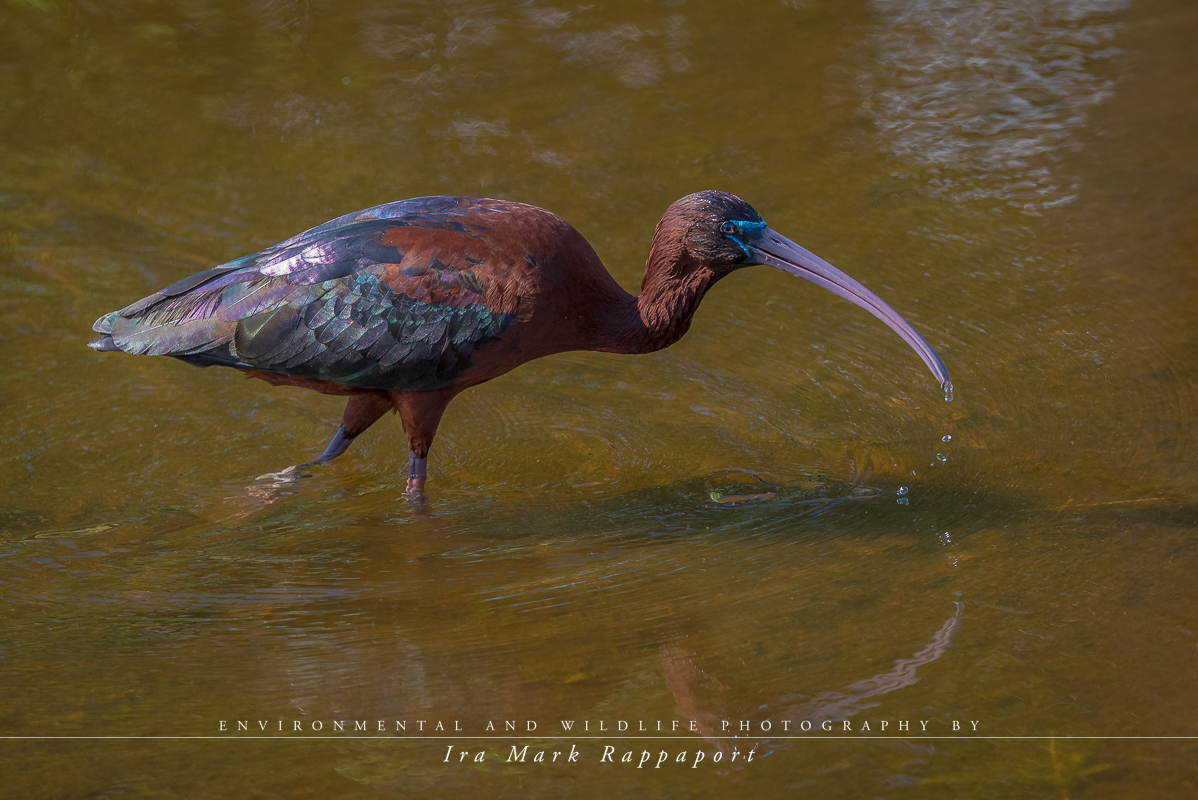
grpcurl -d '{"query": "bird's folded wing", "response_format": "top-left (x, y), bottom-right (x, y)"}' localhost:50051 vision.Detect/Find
top-left (90, 203), bottom-right (513, 391)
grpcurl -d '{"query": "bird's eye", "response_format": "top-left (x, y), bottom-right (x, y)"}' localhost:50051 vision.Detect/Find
top-left (720, 221), bottom-right (737, 235)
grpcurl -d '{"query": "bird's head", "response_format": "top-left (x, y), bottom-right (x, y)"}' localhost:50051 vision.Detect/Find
top-left (655, 190), bottom-right (951, 391)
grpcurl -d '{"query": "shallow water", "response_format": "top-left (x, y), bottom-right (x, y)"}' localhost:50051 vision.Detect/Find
top-left (2, 0), bottom-right (1197, 796)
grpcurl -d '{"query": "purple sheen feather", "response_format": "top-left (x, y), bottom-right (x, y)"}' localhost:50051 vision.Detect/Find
top-left (413, 320), bottom-right (448, 342)
top-left (257, 249), bottom-right (306, 277)
top-left (177, 289), bottom-right (225, 323)
top-left (115, 318), bottom-right (232, 357)
top-left (217, 280), bottom-right (295, 322)
top-left (189, 269), bottom-right (259, 292)
top-left (355, 322), bottom-right (388, 351)
top-left (301, 241), bottom-right (340, 264)
top-left (255, 327), bottom-right (317, 367)
top-left (379, 340), bottom-right (414, 367)
top-left (307, 298), bottom-right (338, 329)
top-left (315, 317), bottom-right (353, 344)
top-left (362, 332), bottom-right (398, 362)
top-left (288, 262), bottom-right (352, 286)
top-left (327, 322), bottom-right (369, 353)
top-left (119, 290), bottom-right (169, 318)
top-left (279, 339), bottom-right (326, 370)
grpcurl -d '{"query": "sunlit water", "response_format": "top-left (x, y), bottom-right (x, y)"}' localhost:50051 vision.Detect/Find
top-left (2, 0), bottom-right (1197, 797)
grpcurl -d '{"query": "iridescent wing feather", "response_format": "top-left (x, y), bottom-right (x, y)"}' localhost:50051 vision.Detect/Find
top-left (89, 197), bottom-right (513, 391)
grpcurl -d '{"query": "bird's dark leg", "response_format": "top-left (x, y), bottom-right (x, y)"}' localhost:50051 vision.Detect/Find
top-left (407, 452), bottom-right (428, 494)
top-left (314, 428), bottom-right (353, 462)
top-left (314, 392), bottom-right (393, 463)
top-left (392, 388), bottom-right (455, 495)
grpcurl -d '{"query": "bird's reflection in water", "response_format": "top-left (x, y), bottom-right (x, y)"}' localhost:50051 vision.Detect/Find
top-left (249, 465), bottom-right (305, 496)
top-left (219, 465), bottom-right (309, 519)
top-left (661, 602), bottom-right (965, 763)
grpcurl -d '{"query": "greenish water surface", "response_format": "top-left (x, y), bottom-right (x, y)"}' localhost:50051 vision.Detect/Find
top-left (2, 0), bottom-right (1197, 797)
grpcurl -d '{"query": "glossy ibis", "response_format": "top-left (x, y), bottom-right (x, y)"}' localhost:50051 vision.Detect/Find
top-left (89, 191), bottom-right (950, 493)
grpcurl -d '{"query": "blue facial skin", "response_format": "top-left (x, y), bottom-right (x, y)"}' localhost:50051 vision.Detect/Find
top-left (724, 219), bottom-right (768, 258)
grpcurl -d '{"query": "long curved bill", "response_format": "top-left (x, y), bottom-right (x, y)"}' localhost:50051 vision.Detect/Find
top-left (750, 227), bottom-right (951, 391)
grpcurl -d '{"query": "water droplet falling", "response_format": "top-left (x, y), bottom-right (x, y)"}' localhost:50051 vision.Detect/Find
top-left (943, 383), bottom-right (954, 402)
top-left (936, 453), bottom-right (947, 462)
top-left (897, 486), bottom-right (908, 496)
top-left (942, 434), bottom-right (952, 442)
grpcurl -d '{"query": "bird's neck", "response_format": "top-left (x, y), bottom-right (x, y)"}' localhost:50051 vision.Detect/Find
top-left (594, 243), bottom-right (723, 356)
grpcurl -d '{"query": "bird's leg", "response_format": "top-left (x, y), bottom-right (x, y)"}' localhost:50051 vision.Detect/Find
top-left (314, 427), bottom-right (353, 462)
top-left (406, 452), bottom-right (428, 494)
top-left (313, 392), bottom-right (393, 464)
top-left (391, 388), bottom-right (454, 496)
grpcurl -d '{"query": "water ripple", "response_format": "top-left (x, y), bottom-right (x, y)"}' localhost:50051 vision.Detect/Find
top-left (862, 0), bottom-right (1129, 211)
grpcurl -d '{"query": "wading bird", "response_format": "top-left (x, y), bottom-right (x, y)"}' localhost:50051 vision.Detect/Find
top-left (90, 191), bottom-right (950, 493)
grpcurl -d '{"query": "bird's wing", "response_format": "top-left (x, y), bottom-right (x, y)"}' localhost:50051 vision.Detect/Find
top-left (90, 198), bottom-right (513, 391)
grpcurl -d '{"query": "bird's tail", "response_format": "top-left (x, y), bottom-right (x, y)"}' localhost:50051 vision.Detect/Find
top-left (87, 310), bottom-right (122, 352)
